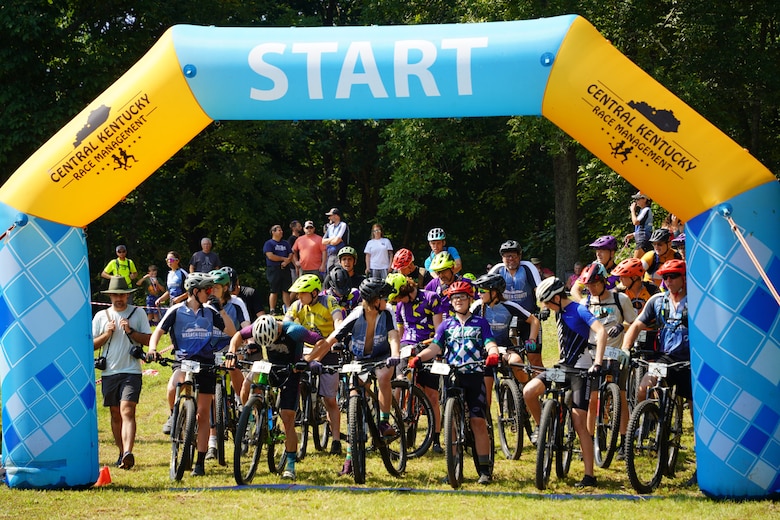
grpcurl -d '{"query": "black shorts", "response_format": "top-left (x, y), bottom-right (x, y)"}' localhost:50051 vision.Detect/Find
top-left (173, 359), bottom-right (217, 394)
top-left (276, 371), bottom-right (301, 411)
top-left (101, 373), bottom-right (142, 407)
top-left (266, 265), bottom-right (286, 294)
top-left (653, 354), bottom-right (692, 401)
top-left (456, 372), bottom-right (488, 420)
top-left (535, 368), bottom-right (592, 411)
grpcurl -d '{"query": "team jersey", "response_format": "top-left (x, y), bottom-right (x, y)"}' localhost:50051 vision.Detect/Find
top-left (637, 293), bottom-right (689, 361)
top-left (237, 321), bottom-right (319, 365)
top-left (555, 302), bottom-right (598, 367)
top-left (433, 314), bottom-right (495, 374)
top-left (158, 302), bottom-right (228, 361)
top-left (284, 293), bottom-right (342, 338)
top-left (166, 268), bottom-right (188, 299)
top-left (211, 296), bottom-right (250, 350)
top-left (424, 275), bottom-right (460, 316)
top-left (641, 249), bottom-right (682, 285)
top-left (334, 306), bottom-right (395, 360)
top-left (396, 289), bottom-right (441, 345)
top-left (584, 290), bottom-right (637, 347)
top-left (471, 300), bottom-right (531, 347)
top-left (488, 261), bottom-right (541, 313)
top-left (424, 246), bottom-right (461, 273)
top-left (323, 287), bottom-right (361, 316)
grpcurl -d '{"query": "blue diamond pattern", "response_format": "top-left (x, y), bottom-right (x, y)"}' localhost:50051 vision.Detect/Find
top-left (740, 286), bottom-right (776, 333)
top-left (698, 362), bottom-right (719, 392)
top-left (754, 405), bottom-right (780, 436)
top-left (35, 363), bottom-right (65, 392)
top-left (741, 425), bottom-right (770, 456)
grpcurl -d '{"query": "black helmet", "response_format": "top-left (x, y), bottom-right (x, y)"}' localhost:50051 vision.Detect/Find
top-left (359, 277), bottom-right (392, 301)
top-left (473, 273), bottom-right (506, 293)
top-left (499, 240), bottom-right (521, 255)
top-left (650, 228), bottom-right (671, 243)
top-left (327, 266), bottom-right (351, 296)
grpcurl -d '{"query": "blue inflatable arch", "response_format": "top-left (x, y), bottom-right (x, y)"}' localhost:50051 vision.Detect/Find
top-left (0, 15), bottom-right (778, 498)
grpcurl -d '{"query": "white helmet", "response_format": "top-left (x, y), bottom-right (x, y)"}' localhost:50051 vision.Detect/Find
top-left (251, 315), bottom-right (279, 347)
top-left (536, 277), bottom-right (565, 303)
top-left (427, 228), bottom-right (446, 241)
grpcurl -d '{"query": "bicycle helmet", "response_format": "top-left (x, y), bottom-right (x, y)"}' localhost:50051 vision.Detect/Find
top-left (385, 272), bottom-right (408, 302)
top-left (326, 266), bottom-right (351, 296)
top-left (359, 277), bottom-right (393, 301)
top-left (337, 246), bottom-right (358, 259)
top-left (251, 315), bottom-right (279, 347)
top-left (473, 272), bottom-right (506, 293)
top-left (671, 233), bottom-right (686, 247)
top-left (499, 240), bottom-right (521, 255)
top-left (650, 228), bottom-right (672, 243)
top-left (589, 235), bottom-right (618, 251)
top-left (580, 262), bottom-right (608, 285)
top-left (446, 279), bottom-right (474, 298)
top-left (222, 266), bottom-right (238, 291)
top-left (429, 251), bottom-right (455, 273)
top-left (656, 259), bottom-right (686, 276)
top-left (289, 273), bottom-right (322, 293)
top-left (611, 258), bottom-right (645, 278)
top-left (462, 273), bottom-right (476, 282)
top-left (536, 277), bottom-right (565, 303)
top-left (392, 248), bottom-right (414, 270)
top-left (184, 272), bottom-right (214, 291)
top-left (427, 227), bottom-right (446, 241)
top-left (209, 268), bottom-right (230, 287)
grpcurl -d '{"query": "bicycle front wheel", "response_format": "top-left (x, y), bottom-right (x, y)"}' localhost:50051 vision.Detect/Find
top-left (348, 394), bottom-right (367, 484)
top-left (296, 382), bottom-right (311, 461)
top-left (664, 395), bottom-right (684, 478)
top-left (594, 382), bottom-right (621, 469)
top-left (626, 399), bottom-right (664, 494)
top-left (443, 397), bottom-right (465, 489)
top-left (375, 394), bottom-right (407, 476)
top-left (496, 378), bottom-right (524, 460)
top-left (170, 398), bottom-right (196, 481)
top-left (311, 394), bottom-right (330, 452)
top-left (233, 396), bottom-right (265, 485)
top-left (214, 378), bottom-right (228, 466)
top-left (535, 398), bottom-right (557, 490)
top-left (391, 380), bottom-right (434, 459)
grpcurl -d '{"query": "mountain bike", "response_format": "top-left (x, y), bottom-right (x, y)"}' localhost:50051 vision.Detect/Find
top-left (494, 345), bottom-right (534, 460)
top-left (593, 347), bottom-right (623, 469)
top-left (296, 362), bottom-right (338, 459)
top-left (341, 357), bottom-right (407, 484)
top-left (625, 359), bottom-right (690, 494)
top-left (213, 352), bottom-right (241, 467)
top-left (393, 342), bottom-right (435, 459)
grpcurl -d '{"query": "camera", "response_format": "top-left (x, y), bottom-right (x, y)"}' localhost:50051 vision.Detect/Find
top-left (130, 345), bottom-right (145, 360)
top-left (94, 356), bottom-right (107, 370)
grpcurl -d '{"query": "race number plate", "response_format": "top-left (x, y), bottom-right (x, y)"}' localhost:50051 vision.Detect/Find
top-left (604, 347), bottom-right (622, 361)
top-left (252, 360), bottom-right (272, 374)
top-left (214, 352), bottom-right (225, 365)
top-left (341, 363), bottom-right (362, 374)
top-left (430, 362), bottom-right (451, 376)
top-left (400, 345), bottom-right (414, 359)
top-left (647, 362), bottom-right (668, 378)
top-left (181, 359), bottom-right (201, 374)
top-left (546, 367), bottom-right (566, 383)
top-left (303, 346), bottom-right (313, 356)
top-left (498, 346), bottom-right (508, 355)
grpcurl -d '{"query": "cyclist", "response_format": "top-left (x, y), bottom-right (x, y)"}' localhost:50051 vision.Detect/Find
top-left (522, 277), bottom-right (607, 488)
top-left (612, 257), bottom-right (659, 354)
top-left (407, 280), bottom-right (500, 485)
top-left (323, 265), bottom-right (361, 313)
top-left (326, 245), bottom-right (364, 289)
top-left (570, 235), bottom-right (620, 302)
top-left (308, 278), bottom-right (401, 476)
top-left (579, 262), bottom-right (637, 460)
top-left (147, 272), bottom-right (238, 477)
top-left (488, 240), bottom-right (541, 315)
top-left (641, 228), bottom-right (682, 287)
top-left (284, 273), bottom-right (345, 455)
top-left (671, 232), bottom-right (686, 261)
top-left (423, 228), bottom-right (462, 277)
top-left (392, 247), bottom-right (430, 289)
top-left (472, 272), bottom-right (541, 385)
top-left (226, 315), bottom-right (321, 480)
top-left (387, 272), bottom-right (445, 453)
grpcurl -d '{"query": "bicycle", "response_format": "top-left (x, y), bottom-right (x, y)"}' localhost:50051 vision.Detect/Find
top-left (213, 352), bottom-right (241, 467)
top-left (494, 345), bottom-right (534, 460)
top-left (393, 342), bottom-right (435, 459)
top-left (340, 357), bottom-right (407, 484)
top-left (296, 362), bottom-right (338, 459)
top-left (593, 346), bottom-right (623, 469)
top-left (625, 359), bottom-right (691, 494)
top-left (233, 359), bottom-right (298, 485)
top-left (430, 359), bottom-right (495, 489)
top-left (535, 365), bottom-right (589, 490)
top-left (626, 347), bottom-right (656, 415)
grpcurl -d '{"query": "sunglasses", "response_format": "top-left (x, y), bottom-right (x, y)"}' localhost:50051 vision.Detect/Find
top-left (166, 258), bottom-right (177, 263)
top-left (450, 294), bottom-right (470, 301)
top-left (662, 273), bottom-right (682, 281)
top-left (305, 226), bottom-right (314, 229)
top-left (116, 250), bottom-right (127, 253)
top-left (478, 288), bottom-right (489, 294)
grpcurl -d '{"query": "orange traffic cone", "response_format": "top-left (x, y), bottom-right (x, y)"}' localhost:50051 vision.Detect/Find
top-left (94, 465), bottom-right (112, 487)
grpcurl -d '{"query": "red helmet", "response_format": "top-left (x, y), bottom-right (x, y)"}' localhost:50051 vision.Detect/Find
top-left (656, 259), bottom-right (686, 276)
top-left (580, 262), bottom-right (608, 284)
top-left (445, 280), bottom-right (474, 298)
top-left (392, 248), bottom-right (414, 270)
top-left (611, 258), bottom-right (645, 278)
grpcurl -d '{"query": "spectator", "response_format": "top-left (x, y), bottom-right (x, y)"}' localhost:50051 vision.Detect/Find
top-left (92, 276), bottom-right (152, 471)
top-left (136, 264), bottom-right (166, 325)
top-left (189, 237), bottom-right (221, 273)
top-left (624, 192), bottom-right (653, 258)
top-left (264, 224), bottom-right (294, 313)
top-left (531, 258), bottom-right (554, 279)
top-left (287, 220), bottom-right (304, 281)
top-left (155, 251), bottom-right (189, 309)
top-left (292, 220), bottom-right (327, 280)
top-left (566, 261), bottom-right (584, 291)
top-left (322, 208), bottom-right (350, 271)
top-left (364, 223), bottom-right (394, 279)
top-left (101, 245), bottom-right (138, 286)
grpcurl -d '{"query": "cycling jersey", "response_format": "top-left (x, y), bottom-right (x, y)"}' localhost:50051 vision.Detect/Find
top-left (424, 246), bottom-right (461, 273)
top-left (334, 306), bottom-right (395, 360)
top-left (158, 302), bottom-right (228, 362)
top-left (211, 296), bottom-right (250, 350)
top-left (556, 303), bottom-right (598, 367)
top-left (488, 261), bottom-right (540, 313)
top-left (470, 300), bottom-right (531, 347)
top-left (323, 287), bottom-right (361, 316)
top-left (433, 314), bottom-right (495, 374)
top-left (637, 293), bottom-right (689, 361)
top-left (584, 290), bottom-right (636, 347)
top-left (166, 268), bottom-right (188, 299)
top-left (424, 275), bottom-right (460, 316)
top-left (236, 321), bottom-right (317, 365)
top-left (641, 249), bottom-right (682, 285)
top-left (395, 289), bottom-right (441, 345)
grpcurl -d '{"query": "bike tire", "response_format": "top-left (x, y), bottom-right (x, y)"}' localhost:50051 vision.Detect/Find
top-left (348, 395), bottom-right (367, 484)
top-left (171, 398), bottom-right (196, 481)
top-left (296, 381), bottom-right (311, 461)
top-left (535, 398), bottom-right (557, 490)
top-left (556, 404), bottom-right (576, 478)
top-left (233, 396), bottom-right (265, 485)
top-left (626, 399), bottom-right (664, 494)
top-left (391, 380), bottom-right (434, 459)
top-left (215, 379), bottom-right (227, 466)
top-left (375, 395), bottom-right (407, 476)
top-left (664, 395), bottom-right (684, 478)
top-left (595, 382), bottom-right (622, 469)
top-left (443, 397), bottom-right (465, 489)
top-left (267, 395), bottom-right (286, 474)
top-left (627, 364), bottom-right (646, 415)
top-left (497, 378), bottom-right (524, 460)
top-left (312, 394), bottom-right (330, 452)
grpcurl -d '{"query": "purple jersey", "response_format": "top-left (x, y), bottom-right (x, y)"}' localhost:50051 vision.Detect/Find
top-left (395, 289), bottom-right (442, 345)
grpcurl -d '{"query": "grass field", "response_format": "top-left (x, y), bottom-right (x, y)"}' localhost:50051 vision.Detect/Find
top-left (1, 319), bottom-right (777, 519)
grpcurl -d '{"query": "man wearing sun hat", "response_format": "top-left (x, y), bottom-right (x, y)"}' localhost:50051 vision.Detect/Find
top-left (92, 276), bottom-right (153, 471)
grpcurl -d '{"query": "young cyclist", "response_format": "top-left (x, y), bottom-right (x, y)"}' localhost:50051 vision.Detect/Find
top-left (424, 251), bottom-right (461, 316)
top-left (391, 248), bottom-right (430, 288)
top-left (423, 227), bottom-right (462, 277)
top-left (147, 272), bottom-right (237, 477)
top-left (323, 265), bottom-right (361, 313)
top-left (641, 228), bottom-right (682, 287)
top-left (522, 277), bottom-right (607, 488)
top-left (407, 280), bottom-right (500, 485)
top-left (570, 235), bottom-right (620, 301)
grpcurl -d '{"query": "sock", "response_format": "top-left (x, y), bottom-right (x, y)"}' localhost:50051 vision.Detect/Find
top-left (433, 432), bottom-right (441, 444)
top-left (196, 451), bottom-right (206, 466)
top-left (345, 445), bottom-right (352, 461)
top-left (208, 435), bottom-right (217, 449)
top-left (620, 433), bottom-right (626, 447)
top-left (380, 412), bottom-right (390, 422)
top-left (285, 451), bottom-right (296, 471)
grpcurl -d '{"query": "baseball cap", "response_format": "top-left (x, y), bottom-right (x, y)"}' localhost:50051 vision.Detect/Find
top-left (304, 220), bottom-right (315, 228)
top-left (325, 208), bottom-right (341, 216)
top-left (631, 191), bottom-right (648, 200)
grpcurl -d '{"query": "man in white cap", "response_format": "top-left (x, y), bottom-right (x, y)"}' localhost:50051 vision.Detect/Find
top-left (293, 220), bottom-right (327, 280)
top-left (92, 276), bottom-right (152, 471)
top-left (624, 191), bottom-right (653, 258)
top-left (322, 208), bottom-right (349, 272)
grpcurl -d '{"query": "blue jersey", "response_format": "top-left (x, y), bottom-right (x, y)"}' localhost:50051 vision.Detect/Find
top-left (433, 314), bottom-right (495, 374)
top-left (471, 300), bottom-right (530, 347)
top-left (556, 302), bottom-right (598, 366)
top-left (166, 268), bottom-right (188, 299)
top-left (335, 306), bottom-right (395, 360)
top-left (158, 302), bottom-right (228, 361)
top-left (637, 293), bottom-right (689, 361)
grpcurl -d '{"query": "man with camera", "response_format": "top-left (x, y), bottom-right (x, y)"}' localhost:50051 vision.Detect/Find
top-left (92, 276), bottom-right (152, 471)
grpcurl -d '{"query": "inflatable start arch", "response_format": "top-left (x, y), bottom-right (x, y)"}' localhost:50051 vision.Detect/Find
top-left (1, 15), bottom-right (778, 498)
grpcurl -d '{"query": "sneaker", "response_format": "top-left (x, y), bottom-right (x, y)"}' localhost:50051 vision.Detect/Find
top-left (616, 445), bottom-right (626, 461)
top-left (282, 468), bottom-right (296, 480)
top-left (191, 464), bottom-right (205, 477)
top-left (329, 440), bottom-right (342, 456)
top-left (338, 459), bottom-right (353, 476)
top-left (205, 447), bottom-right (218, 461)
top-left (477, 473), bottom-right (492, 485)
top-left (530, 426), bottom-right (539, 446)
top-left (574, 475), bottom-right (598, 488)
top-left (115, 455), bottom-right (123, 467)
top-left (162, 415), bottom-right (173, 435)
top-left (378, 420), bottom-right (396, 437)
top-left (120, 451), bottom-right (135, 470)
top-left (684, 471), bottom-right (698, 487)
top-left (432, 442), bottom-right (444, 454)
